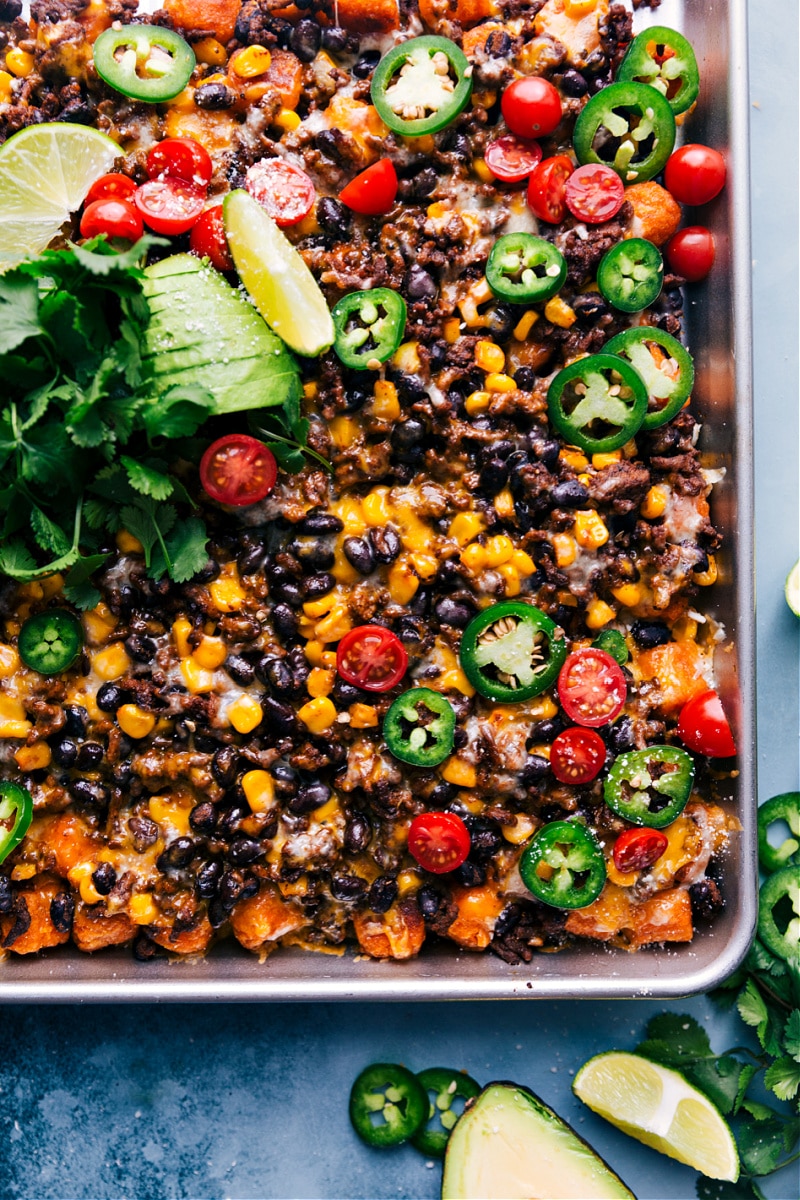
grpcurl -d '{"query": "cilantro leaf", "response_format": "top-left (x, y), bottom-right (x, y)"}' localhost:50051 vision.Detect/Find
top-left (0, 273), bottom-right (42, 353)
top-left (62, 553), bottom-right (109, 610)
top-left (637, 1013), bottom-right (713, 1066)
top-left (0, 539), bottom-right (38, 577)
top-left (30, 506), bottom-right (72, 556)
top-left (737, 980), bottom-right (769, 1035)
top-left (737, 1116), bottom-right (787, 1176)
top-left (140, 384), bottom-right (215, 440)
top-left (783, 1009), bottom-right (800, 1059)
top-left (69, 233), bottom-right (167, 276)
top-left (150, 515), bottom-right (208, 583)
top-left (685, 1056), bottom-right (745, 1117)
top-left (120, 456), bottom-right (174, 501)
top-left (764, 1057), bottom-right (800, 1102)
top-left (696, 1177), bottom-right (760, 1200)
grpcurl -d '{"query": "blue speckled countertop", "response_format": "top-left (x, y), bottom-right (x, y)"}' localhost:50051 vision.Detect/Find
top-left (1, 2), bottom-right (797, 1197)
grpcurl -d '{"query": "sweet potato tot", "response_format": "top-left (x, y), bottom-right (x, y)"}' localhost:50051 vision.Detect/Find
top-left (418, 0), bottom-right (499, 33)
top-left (624, 182), bottom-right (682, 246)
top-left (352, 899), bottom-right (424, 959)
top-left (634, 639), bottom-right (711, 716)
top-left (230, 884), bottom-right (307, 951)
top-left (533, 0), bottom-right (609, 68)
top-left (566, 884), bottom-right (694, 948)
top-left (36, 813), bottom-right (99, 878)
top-left (164, 0), bottom-right (240, 44)
top-left (334, 0), bottom-right (400, 34)
top-left (1, 876), bottom-right (69, 954)
top-left (72, 905), bottom-right (135, 953)
top-left (151, 915), bottom-right (214, 955)
top-left (446, 884), bottom-right (505, 951)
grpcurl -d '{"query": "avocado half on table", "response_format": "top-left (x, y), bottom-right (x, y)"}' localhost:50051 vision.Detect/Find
top-left (441, 1082), bottom-right (635, 1200)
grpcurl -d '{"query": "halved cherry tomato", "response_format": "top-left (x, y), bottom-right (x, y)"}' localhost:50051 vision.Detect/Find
top-left (85, 173), bottom-right (137, 205)
top-left (664, 144), bottom-right (726, 206)
top-left (199, 434), bottom-right (277, 507)
top-left (245, 159), bottom-right (316, 228)
top-left (80, 198), bottom-right (143, 242)
top-left (665, 225), bottom-right (715, 281)
top-left (612, 827), bottom-right (669, 873)
top-left (501, 77), bottom-right (562, 139)
top-left (339, 158), bottom-right (398, 216)
top-left (527, 154), bottom-right (574, 223)
top-left (677, 689), bottom-right (736, 757)
top-left (336, 625), bottom-right (408, 692)
top-left (189, 206), bottom-right (234, 272)
top-left (550, 727), bottom-right (606, 785)
top-left (146, 137), bottom-right (213, 188)
top-left (558, 648), bottom-right (627, 728)
top-left (134, 178), bottom-right (206, 235)
top-left (564, 164), bottom-right (625, 224)
top-left (408, 811), bottom-right (471, 874)
top-left (484, 135), bottom-right (542, 184)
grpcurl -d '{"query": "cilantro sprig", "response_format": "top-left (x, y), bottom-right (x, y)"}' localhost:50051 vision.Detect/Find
top-left (252, 384), bottom-right (332, 475)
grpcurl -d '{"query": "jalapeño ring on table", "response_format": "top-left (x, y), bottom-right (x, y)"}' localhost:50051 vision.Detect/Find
top-left (486, 233), bottom-right (567, 305)
top-left (92, 25), bottom-right (195, 103)
top-left (412, 1067), bottom-right (481, 1157)
top-left (331, 287), bottom-right (407, 370)
top-left (0, 782), bottom-right (33, 866)
top-left (18, 609), bottom-right (83, 675)
top-left (573, 81), bottom-right (676, 184)
top-left (597, 238), bottom-right (664, 313)
top-left (616, 25), bottom-right (700, 117)
top-left (370, 36), bottom-right (472, 137)
top-left (757, 793), bottom-right (800, 875)
top-left (604, 745), bottom-right (695, 829)
top-left (519, 819), bottom-right (607, 910)
top-left (757, 867), bottom-right (799, 963)
top-left (459, 601), bottom-right (567, 703)
top-left (349, 1062), bottom-right (428, 1147)
top-left (546, 353), bottom-right (648, 455)
top-left (604, 326), bottom-right (695, 430)
top-left (383, 688), bottom-right (456, 767)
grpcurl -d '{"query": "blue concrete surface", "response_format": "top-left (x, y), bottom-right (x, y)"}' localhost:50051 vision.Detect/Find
top-left (1, 2), bottom-right (797, 1197)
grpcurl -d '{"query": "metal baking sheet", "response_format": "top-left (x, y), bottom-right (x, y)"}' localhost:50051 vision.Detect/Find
top-left (0, 0), bottom-right (756, 1001)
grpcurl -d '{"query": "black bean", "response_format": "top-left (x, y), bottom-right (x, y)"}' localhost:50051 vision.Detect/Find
top-left (332, 678), bottom-right (365, 707)
top-left (343, 536), bottom-right (375, 576)
top-left (418, 885), bottom-right (443, 921)
top-left (430, 782), bottom-right (458, 807)
top-left (305, 572), bottom-right (335, 599)
top-left (76, 741), bottom-right (104, 771)
top-left (50, 892), bottom-right (74, 933)
top-left (572, 292), bottom-right (609, 324)
top-left (237, 544), bottom-right (265, 576)
top-left (441, 129), bottom-right (471, 161)
top-left (395, 373), bottom-right (427, 402)
top-left (72, 779), bottom-right (109, 810)
top-left (409, 166), bottom-right (438, 200)
top-left (560, 68), bottom-right (588, 97)
top-left (112, 760), bottom-right (133, 787)
top-left (521, 755), bottom-right (550, 786)
top-left (367, 875), bottom-right (398, 913)
top-left (196, 860), bottom-right (222, 899)
top-left (0, 875), bottom-right (12, 914)
top-left (298, 510), bottom-right (344, 535)
top-left (452, 728), bottom-right (468, 750)
top-left (465, 817), bottom-right (502, 861)
top-left (479, 457), bottom-right (509, 492)
top-left (552, 480), bottom-right (590, 508)
top-left (270, 761), bottom-right (298, 794)
top-left (343, 382), bottom-right (370, 412)
top-left (51, 736), bottom-right (78, 768)
top-left (529, 433), bottom-right (560, 466)
top-left (211, 746), bottom-right (240, 787)
top-left (263, 696), bottom-right (298, 735)
top-left (133, 933), bottom-right (159, 961)
top-left (330, 873), bottom-right (367, 902)
top-left (91, 862), bottom-right (117, 895)
top-left (369, 526), bottom-right (401, 564)
top-left (321, 25), bottom-right (348, 52)
top-left (225, 655), bottom-right (256, 687)
top-left (529, 716), bottom-right (565, 743)
top-left (457, 860), bottom-right (485, 888)
top-left (493, 903), bottom-right (522, 939)
top-left (631, 621), bottom-right (671, 649)
top-left (289, 17), bottom-right (320, 60)
top-left (207, 897), bottom-right (229, 928)
top-left (218, 804), bottom-right (248, 839)
top-left (607, 715), bottom-right (635, 754)
top-left (129, 815), bottom-right (159, 851)
top-left (195, 82), bottom-right (235, 110)
top-left (689, 878), bottom-right (724, 921)
top-left (485, 28), bottom-right (511, 56)
top-left (289, 781), bottom-right (331, 814)
top-left (513, 366), bottom-right (536, 391)
top-left (344, 811), bottom-right (371, 854)
top-left (275, 580), bottom-right (304, 608)
top-left (192, 559), bottom-right (221, 583)
top-left (292, 538), bottom-right (335, 571)
top-left (96, 682), bottom-right (127, 712)
top-left (125, 633), bottom-right (157, 663)
top-left (353, 48), bottom-right (380, 77)
top-left (190, 803), bottom-right (218, 835)
top-left (257, 655), bottom-right (294, 697)
top-left (430, 341), bottom-right (447, 371)
top-left (434, 598), bottom-right (474, 628)
top-left (391, 418), bottom-right (426, 452)
top-left (218, 870), bottom-right (245, 911)
top-left (60, 704), bottom-right (87, 738)
top-left (404, 263), bottom-right (437, 300)
top-left (229, 837), bottom-right (264, 866)
top-left (0, 1), bottom-right (23, 20)
top-left (272, 603), bottom-right (299, 642)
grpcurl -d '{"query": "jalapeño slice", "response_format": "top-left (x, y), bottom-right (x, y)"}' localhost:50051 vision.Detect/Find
top-left (616, 25), bottom-right (700, 117)
top-left (604, 745), bottom-right (695, 829)
top-left (371, 36), bottom-right (472, 137)
top-left (384, 688), bottom-right (456, 767)
top-left (331, 288), bottom-right (407, 371)
top-left (486, 233), bottom-right (567, 305)
top-left (519, 819), bottom-right (606, 910)
top-left (757, 792), bottom-right (800, 875)
top-left (597, 238), bottom-right (663, 314)
top-left (349, 1062), bottom-right (428, 1147)
top-left (573, 81), bottom-right (676, 184)
top-left (547, 353), bottom-right (648, 454)
top-left (0, 782), bottom-right (33, 866)
top-left (412, 1067), bottom-right (482, 1158)
top-left (18, 609), bottom-right (83, 676)
top-left (591, 629), bottom-right (629, 667)
top-left (93, 25), bottom-right (195, 103)
top-left (605, 326), bottom-right (694, 430)
top-left (459, 601), bottom-right (566, 704)
top-left (757, 867), bottom-right (799, 964)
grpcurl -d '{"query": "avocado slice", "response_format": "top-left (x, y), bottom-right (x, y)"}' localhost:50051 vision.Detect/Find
top-left (441, 1082), bottom-right (635, 1200)
top-left (141, 254), bottom-right (300, 414)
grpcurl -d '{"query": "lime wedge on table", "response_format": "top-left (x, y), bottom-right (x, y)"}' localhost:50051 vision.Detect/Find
top-left (223, 188), bottom-right (334, 358)
top-left (573, 1051), bottom-right (739, 1182)
top-left (0, 123), bottom-right (120, 266)
top-left (786, 559), bottom-right (800, 618)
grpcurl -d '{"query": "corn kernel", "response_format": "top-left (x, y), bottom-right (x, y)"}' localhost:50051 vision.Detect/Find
top-left (5, 48), bottom-right (34, 77)
top-left (328, 414), bottom-right (359, 448)
top-left (180, 657), bottom-right (215, 694)
top-left (92, 643), bottom-right (130, 682)
top-left (439, 666), bottom-right (475, 697)
top-left (297, 696), bottom-right (336, 734)
top-left (304, 640), bottom-right (327, 667)
top-left (475, 340), bottom-right (505, 373)
top-left (564, 0), bottom-right (600, 16)
top-left (10, 863), bottom-right (36, 881)
top-left (193, 636), bottom-right (227, 670)
top-left (307, 667), bottom-right (335, 698)
top-left (485, 372), bottom-right (517, 393)
top-left (370, 379), bottom-right (400, 421)
top-left (0, 694), bottom-right (31, 739)
top-left (585, 598), bottom-right (616, 629)
top-left (578, 472), bottom-right (592, 486)
top-left (209, 569), bottom-right (245, 612)
top-left (241, 769), bottom-right (276, 814)
top-left (606, 860), bottom-right (638, 888)
top-left (388, 559), bottom-right (419, 605)
top-left (303, 592), bottom-right (337, 619)
top-left (559, 447), bottom-right (589, 471)
top-left (115, 528), bottom-right (144, 554)
top-left (427, 201), bottom-right (450, 219)
top-left (641, 484), bottom-right (668, 520)
top-left (443, 317), bottom-right (461, 344)
top-left (465, 390), bottom-right (491, 415)
top-left (693, 554), bottom-right (718, 586)
top-left (511, 549), bottom-right (536, 576)
top-left (228, 695), bottom-right (264, 734)
top-left (392, 341), bottom-right (421, 373)
top-left (544, 296), bottom-right (577, 328)
top-left (673, 615), bottom-right (699, 643)
top-left (129, 894), bottom-right (159, 925)
top-left (314, 605), bottom-right (352, 643)
top-left (0, 644), bottom-right (20, 679)
top-left (172, 617), bottom-right (193, 659)
top-left (502, 814), bottom-right (536, 845)
top-left (349, 703), bottom-right (378, 729)
top-left (497, 562), bottom-right (521, 596)
top-left (78, 872), bottom-right (103, 905)
top-left (484, 535), bottom-right (514, 568)
top-left (513, 310), bottom-right (539, 341)
top-left (611, 582), bottom-right (642, 608)
top-left (573, 509), bottom-right (609, 550)
top-left (0, 70), bottom-right (13, 103)
top-left (231, 44), bottom-right (272, 77)
top-left (494, 489), bottom-right (515, 520)
top-left (116, 703), bottom-right (156, 740)
top-left (448, 511), bottom-right (486, 546)
top-left (193, 36), bottom-right (227, 64)
top-left (552, 533), bottom-right (577, 567)
top-left (274, 107), bottom-right (301, 132)
top-left (472, 156), bottom-right (494, 183)
top-left (592, 450), bottom-right (623, 469)
top-left (396, 868), bottom-right (422, 897)
top-left (441, 758), bottom-right (477, 788)
top-left (460, 543), bottom-right (487, 572)
top-left (14, 742), bottom-right (51, 772)
top-left (362, 487), bottom-right (391, 526)
top-left (83, 602), bottom-right (117, 646)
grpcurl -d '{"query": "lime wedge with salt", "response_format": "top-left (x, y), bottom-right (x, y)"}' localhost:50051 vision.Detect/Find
top-left (223, 188), bottom-right (334, 357)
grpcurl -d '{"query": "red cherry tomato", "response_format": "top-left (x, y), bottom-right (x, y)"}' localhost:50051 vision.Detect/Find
top-left (501, 77), bottom-right (562, 139)
top-left (146, 137), bottom-right (213, 188)
top-left (339, 158), bottom-right (398, 216)
top-left (665, 226), bottom-right (716, 282)
top-left (484, 135), bottom-right (542, 184)
top-left (558, 648), bottom-right (627, 728)
top-left (612, 827), bottom-right (669, 873)
top-left (80, 198), bottom-right (143, 242)
top-left (564, 164), bottom-right (625, 224)
top-left (199, 434), bottom-right (278, 507)
top-left (407, 811), bottom-right (471, 875)
top-left (189, 206), bottom-right (234, 272)
top-left (336, 625), bottom-right (408, 692)
top-left (664, 144), bottom-right (726, 206)
top-left (245, 159), bottom-right (316, 228)
top-left (677, 689), bottom-right (736, 758)
top-left (85, 173), bottom-right (137, 205)
top-left (527, 154), bottom-right (574, 223)
top-left (550, 727), bottom-right (606, 785)
top-left (134, 178), bottom-right (206, 235)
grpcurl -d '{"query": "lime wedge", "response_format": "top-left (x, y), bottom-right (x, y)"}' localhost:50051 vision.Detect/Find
top-left (786, 559), bottom-right (800, 618)
top-left (223, 189), bottom-right (334, 357)
top-left (573, 1051), bottom-right (739, 1182)
top-left (0, 123), bottom-right (120, 266)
